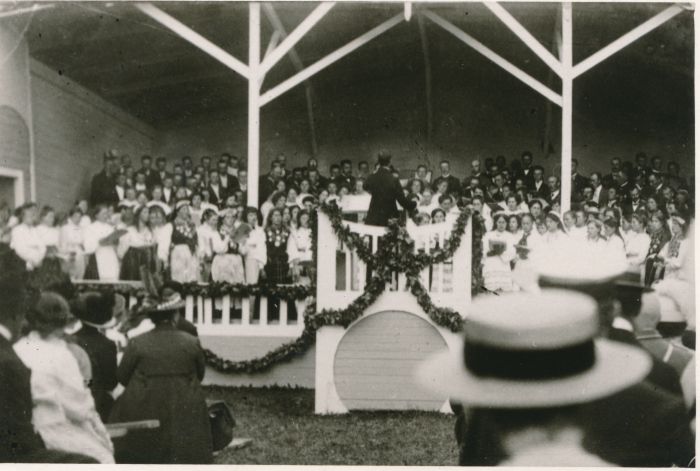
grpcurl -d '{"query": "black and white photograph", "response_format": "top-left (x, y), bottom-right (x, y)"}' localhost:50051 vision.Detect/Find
top-left (0, 0), bottom-right (695, 466)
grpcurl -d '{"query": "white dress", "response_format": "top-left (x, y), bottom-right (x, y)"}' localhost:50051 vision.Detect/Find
top-left (83, 221), bottom-right (120, 281)
top-left (14, 332), bottom-right (114, 463)
top-left (242, 226), bottom-right (267, 284)
top-left (287, 227), bottom-right (313, 264)
top-left (10, 223), bottom-right (46, 270)
top-left (482, 230), bottom-right (516, 292)
top-left (59, 222), bottom-right (87, 279)
top-left (152, 223), bottom-right (173, 267)
top-left (658, 238), bottom-right (689, 281)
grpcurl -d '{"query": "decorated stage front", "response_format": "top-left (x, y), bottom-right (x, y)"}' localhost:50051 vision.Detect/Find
top-left (76, 202), bottom-right (481, 413)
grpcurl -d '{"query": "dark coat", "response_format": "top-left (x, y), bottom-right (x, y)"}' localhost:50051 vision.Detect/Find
top-left (207, 184), bottom-right (227, 207)
top-left (0, 335), bottom-right (45, 462)
top-left (109, 324), bottom-right (212, 464)
top-left (608, 328), bottom-right (683, 397)
top-left (73, 326), bottom-right (118, 422)
top-left (579, 380), bottom-right (694, 467)
top-left (365, 167), bottom-right (416, 226)
top-left (90, 171), bottom-right (117, 207)
top-left (431, 174), bottom-right (461, 196)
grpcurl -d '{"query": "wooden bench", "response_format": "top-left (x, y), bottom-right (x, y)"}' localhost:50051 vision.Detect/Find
top-left (106, 419), bottom-right (160, 439)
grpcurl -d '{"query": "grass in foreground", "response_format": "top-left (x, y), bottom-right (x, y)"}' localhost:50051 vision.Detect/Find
top-left (206, 386), bottom-right (458, 465)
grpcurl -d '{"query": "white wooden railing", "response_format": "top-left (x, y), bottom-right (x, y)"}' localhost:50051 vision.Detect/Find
top-left (316, 211), bottom-right (471, 312)
top-left (73, 280), bottom-right (307, 337)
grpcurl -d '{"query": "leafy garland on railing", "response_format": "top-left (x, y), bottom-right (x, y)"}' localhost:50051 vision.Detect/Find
top-left (203, 205), bottom-right (483, 374)
top-left (74, 281), bottom-right (313, 300)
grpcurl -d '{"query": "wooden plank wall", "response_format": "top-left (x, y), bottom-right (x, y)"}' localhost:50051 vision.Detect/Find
top-left (333, 311), bottom-right (448, 411)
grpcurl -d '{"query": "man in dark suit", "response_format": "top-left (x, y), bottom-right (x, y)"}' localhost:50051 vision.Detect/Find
top-left (545, 175), bottom-right (561, 206)
top-left (431, 160), bottom-right (461, 196)
top-left (90, 154), bottom-right (118, 207)
top-left (571, 159), bottom-right (589, 201)
top-left (516, 151), bottom-right (535, 189)
top-left (207, 169), bottom-right (227, 207)
top-left (334, 160), bottom-right (356, 190)
top-left (259, 162), bottom-right (282, 204)
top-left (154, 157), bottom-right (171, 188)
top-left (622, 186), bottom-right (645, 216)
top-left (72, 293), bottom-right (119, 422)
top-left (365, 151), bottom-right (416, 226)
top-left (138, 155), bottom-right (159, 190)
top-left (218, 160), bottom-right (239, 195)
top-left (531, 166), bottom-right (548, 199)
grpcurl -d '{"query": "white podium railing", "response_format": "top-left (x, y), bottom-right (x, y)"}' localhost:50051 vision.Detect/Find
top-left (316, 212), bottom-right (471, 313)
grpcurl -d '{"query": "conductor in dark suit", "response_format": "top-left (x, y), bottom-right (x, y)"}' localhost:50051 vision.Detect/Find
top-left (364, 151), bottom-right (416, 226)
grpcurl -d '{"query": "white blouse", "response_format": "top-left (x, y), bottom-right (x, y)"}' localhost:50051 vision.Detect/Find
top-left (10, 224), bottom-right (46, 269)
top-left (35, 225), bottom-right (60, 248)
top-left (242, 226), bottom-right (267, 266)
top-left (196, 224), bottom-right (228, 259)
top-left (152, 223), bottom-right (173, 264)
top-left (59, 222), bottom-right (85, 256)
top-left (625, 231), bottom-right (651, 268)
top-left (287, 227), bottom-right (313, 263)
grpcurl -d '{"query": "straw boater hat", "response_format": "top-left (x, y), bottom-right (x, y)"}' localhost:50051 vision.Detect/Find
top-left (416, 290), bottom-right (651, 408)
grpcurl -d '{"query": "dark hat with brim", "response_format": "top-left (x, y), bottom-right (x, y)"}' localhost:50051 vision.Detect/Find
top-left (615, 269), bottom-right (653, 293)
top-left (144, 287), bottom-right (186, 314)
top-left (73, 292), bottom-right (117, 329)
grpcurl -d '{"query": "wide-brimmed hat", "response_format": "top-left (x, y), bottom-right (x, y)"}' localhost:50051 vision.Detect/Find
top-left (416, 290), bottom-right (651, 408)
top-left (534, 241), bottom-right (627, 287)
top-left (72, 292), bottom-right (118, 329)
top-left (615, 269), bottom-right (653, 293)
top-left (143, 287), bottom-right (186, 314)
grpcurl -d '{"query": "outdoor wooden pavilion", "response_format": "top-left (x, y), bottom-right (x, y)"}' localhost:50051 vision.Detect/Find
top-left (2, 1), bottom-right (694, 210)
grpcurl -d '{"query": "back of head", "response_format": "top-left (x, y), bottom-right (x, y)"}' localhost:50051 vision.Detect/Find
top-left (26, 291), bottom-right (72, 338)
top-left (377, 150), bottom-right (392, 167)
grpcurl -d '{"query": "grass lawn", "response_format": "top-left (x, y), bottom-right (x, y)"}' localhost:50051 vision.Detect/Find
top-left (206, 386), bottom-right (459, 465)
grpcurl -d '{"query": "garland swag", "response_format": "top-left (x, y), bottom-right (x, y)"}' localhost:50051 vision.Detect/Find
top-left (203, 202), bottom-right (484, 375)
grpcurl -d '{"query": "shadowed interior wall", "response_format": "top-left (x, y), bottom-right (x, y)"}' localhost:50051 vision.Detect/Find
top-left (154, 44), bottom-right (693, 182)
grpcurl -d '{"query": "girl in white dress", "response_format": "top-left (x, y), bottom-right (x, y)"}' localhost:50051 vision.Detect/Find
top-left (602, 217), bottom-right (627, 268)
top-left (209, 209), bottom-right (245, 284)
top-left (287, 210), bottom-right (314, 285)
top-left (14, 293), bottom-right (114, 463)
top-left (59, 206), bottom-right (87, 280)
top-left (10, 203), bottom-right (45, 270)
top-left (83, 205), bottom-right (122, 281)
top-left (149, 205), bottom-right (173, 274)
top-left (241, 207), bottom-right (267, 284)
top-left (624, 213), bottom-right (650, 271)
top-left (483, 213), bottom-right (516, 292)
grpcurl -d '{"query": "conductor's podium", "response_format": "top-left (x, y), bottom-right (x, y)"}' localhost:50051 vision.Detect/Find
top-left (313, 206), bottom-right (471, 414)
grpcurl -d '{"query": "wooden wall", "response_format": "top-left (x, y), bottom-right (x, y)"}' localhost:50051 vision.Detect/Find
top-left (30, 60), bottom-right (156, 212)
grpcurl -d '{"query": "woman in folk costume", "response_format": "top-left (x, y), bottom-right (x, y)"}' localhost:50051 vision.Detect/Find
top-left (625, 213), bottom-right (651, 272)
top-left (482, 213), bottom-right (516, 292)
top-left (14, 292), bottom-right (114, 463)
top-left (59, 206), bottom-right (87, 280)
top-left (287, 209), bottom-right (314, 285)
top-left (655, 216), bottom-right (689, 282)
top-left (644, 211), bottom-right (671, 286)
top-left (240, 207), bottom-right (267, 284)
top-left (108, 287), bottom-right (212, 464)
top-left (84, 204), bottom-right (123, 281)
top-left (33, 205), bottom-right (66, 282)
top-left (264, 208), bottom-right (292, 284)
top-left (169, 200), bottom-right (198, 283)
top-left (210, 209), bottom-right (245, 284)
top-left (118, 205), bottom-right (157, 281)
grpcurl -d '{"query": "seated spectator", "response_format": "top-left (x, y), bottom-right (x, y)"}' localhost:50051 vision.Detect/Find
top-left (10, 203), bottom-right (46, 270)
top-left (418, 291), bottom-right (652, 466)
top-left (644, 211), bottom-right (671, 286)
top-left (72, 293), bottom-right (119, 422)
top-left (14, 292), bottom-right (114, 463)
top-left (625, 213), bottom-right (650, 271)
top-left (109, 288), bottom-right (212, 464)
top-left (655, 216), bottom-right (689, 281)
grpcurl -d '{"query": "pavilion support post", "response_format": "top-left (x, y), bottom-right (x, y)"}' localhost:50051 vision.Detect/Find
top-left (248, 2), bottom-right (261, 206)
top-left (560, 2), bottom-right (573, 212)
top-left (417, 14), bottom-right (433, 143)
